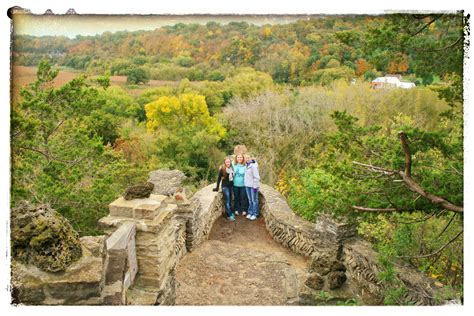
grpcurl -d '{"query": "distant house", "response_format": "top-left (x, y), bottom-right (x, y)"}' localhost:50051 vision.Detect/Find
top-left (371, 75), bottom-right (415, 89)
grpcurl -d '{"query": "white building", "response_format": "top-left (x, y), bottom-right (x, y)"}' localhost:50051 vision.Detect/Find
top-left (371, 76), bottom-right (416, 89)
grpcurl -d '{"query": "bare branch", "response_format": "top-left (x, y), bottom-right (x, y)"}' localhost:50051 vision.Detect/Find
top-left (411, 36), bottom-right (463, 52)
top-left (352, 131), bottom-right (464, 214)
top-left (352, 161), bottom-right (397, 176)
top-left (399, 132), bottom-right (412, 177)
top-left (352, 205), bottom-right (416, 212)
top-left (436, 213), bottom-right (457, 238)
top-left (398, 171), bottom-right (463, 213)
top-left (395, 209), bottom-right (446, 224)
top-left (398, 230), bottom-right (463, 259)
top-left (409, 14), bottom-right (443, 37)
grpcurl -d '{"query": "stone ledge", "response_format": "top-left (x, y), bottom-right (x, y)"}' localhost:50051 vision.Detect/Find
top-left (109, 194), bottom-right (167, 219)
top-left (99, 204), bottom-right (177, 233)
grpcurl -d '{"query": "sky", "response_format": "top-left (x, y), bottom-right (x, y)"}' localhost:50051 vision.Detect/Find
top-left (12, 14), bottom-right (323, 38)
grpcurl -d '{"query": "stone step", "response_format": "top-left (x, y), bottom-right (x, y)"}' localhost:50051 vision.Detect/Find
top-left (126, 285), bottom-right (159, 305)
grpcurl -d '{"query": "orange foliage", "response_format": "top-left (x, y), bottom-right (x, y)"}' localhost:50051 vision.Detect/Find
top-left (114, 137), bottom-right (146, 163)
top-left (355, 58), bottom-right (370, 76)
top-left (388, 53), bottom-right (409, 74)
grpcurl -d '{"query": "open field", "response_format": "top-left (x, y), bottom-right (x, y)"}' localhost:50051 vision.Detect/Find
top-left (11, 65), bottom-right (179, 103)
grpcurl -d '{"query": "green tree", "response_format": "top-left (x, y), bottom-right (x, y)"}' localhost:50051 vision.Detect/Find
top-left (127, 67), bottom-right (150, 84)
top-left (11, 61), bottom-right (142, 235)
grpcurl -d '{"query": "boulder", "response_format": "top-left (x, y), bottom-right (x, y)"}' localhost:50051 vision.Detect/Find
top-left (304, 272), bottom-right (324, 290)
top-left (327, 271), bottom-right (347, 290)
top-left (148, 170), bottom-right (186, 196)
top-left (308, 252), bottom-right (333, 276)
top-left (11, 202), bottom-right (82, 273)
top-left (123, 182), bottom-right (154, 200)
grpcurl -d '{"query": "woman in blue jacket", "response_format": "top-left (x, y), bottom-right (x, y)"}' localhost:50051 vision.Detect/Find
top-left (232, 153), bottom-right (248, 216)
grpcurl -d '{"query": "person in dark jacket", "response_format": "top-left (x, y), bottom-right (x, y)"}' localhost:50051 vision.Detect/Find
top-left (213, 157), bottom-right (235, 221)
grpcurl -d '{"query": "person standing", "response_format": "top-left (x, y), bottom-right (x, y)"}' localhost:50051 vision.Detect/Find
top-left (232, 153), bottom-right (248, 216)
top-left (213, 157), bottom-right (235, 221)
top-left (244, 154), bottom-right (260, 221)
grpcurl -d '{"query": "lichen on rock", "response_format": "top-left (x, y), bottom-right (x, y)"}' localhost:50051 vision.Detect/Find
top-left (11, 202), bottom-right (82, 272)
top-left (123, 182), bottom-right (154, 200)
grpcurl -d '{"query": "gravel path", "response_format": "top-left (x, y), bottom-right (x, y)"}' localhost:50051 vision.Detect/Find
top-left (175, 215), bottom-right (309, 305)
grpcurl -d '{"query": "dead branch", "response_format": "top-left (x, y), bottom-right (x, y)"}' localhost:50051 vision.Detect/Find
top-left (352, 133), bottom-right (463, 214)
top-left (399, 132), bottom-right (412, 177)
top-left (398, 230), bottom-right (463, 259)
top-left (352, 161), bottom-right (396, 176)
top-left (436, 213), bottom-right (457, 238)
top-left (352, 206), bottom-right (399, 212)
top-left (397, 171), bottom-right (463, 213)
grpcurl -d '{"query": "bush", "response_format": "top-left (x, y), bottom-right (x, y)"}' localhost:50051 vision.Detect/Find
top-left (126, 67), bottom-right (150, 85)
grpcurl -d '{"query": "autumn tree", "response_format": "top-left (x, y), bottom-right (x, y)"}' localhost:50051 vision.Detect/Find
top-left (145, 93), bottom-right (226, 179)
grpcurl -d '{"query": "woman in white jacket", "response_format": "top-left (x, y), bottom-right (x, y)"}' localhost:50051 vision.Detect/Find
top-left (243, 154), bottom-right (260, 221)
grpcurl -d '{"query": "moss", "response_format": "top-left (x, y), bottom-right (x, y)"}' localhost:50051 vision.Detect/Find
top-left (11, 202), bottom-right (83, 272)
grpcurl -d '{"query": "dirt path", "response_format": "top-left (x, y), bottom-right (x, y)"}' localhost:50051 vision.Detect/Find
top-left (175, 215), bottom-right (310, 305)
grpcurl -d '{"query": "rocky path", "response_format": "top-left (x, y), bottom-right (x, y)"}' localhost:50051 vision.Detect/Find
top-left (175, 215), bottom-right (310, 305)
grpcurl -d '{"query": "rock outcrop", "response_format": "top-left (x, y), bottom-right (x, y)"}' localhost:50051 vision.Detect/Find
top-left (123, 182), bottom-right (154, 200)
top-left (148, 170), bottom-right (186, 196)
top-left (11, 202), bottom-right (82, 273)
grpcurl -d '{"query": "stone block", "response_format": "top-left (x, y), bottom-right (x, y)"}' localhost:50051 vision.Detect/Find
top-left (102, 280), bottom-right (123, 305)
top-left (134, 203), bottom-right (160, 220)
top-left (109, 196), bottom-right (166, 218)
top-left (105, 223), bottom-right (137, 286)
top-left (80, 235), bottom-right (106, 258)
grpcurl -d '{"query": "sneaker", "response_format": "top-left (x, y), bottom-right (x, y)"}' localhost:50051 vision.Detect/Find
top-left (235, 211), bottom-right (240, 216)
top-left (242, 211), bottom-right (247, 216)
top-left (250, 215), bottom-right (257, 221)
top-left (246, 214), bottom-right (251, 219)
top-left (228, 215), bottom-right (235, 221)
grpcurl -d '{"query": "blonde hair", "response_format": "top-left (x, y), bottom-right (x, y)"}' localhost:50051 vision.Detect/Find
top-left (234, 144), bottom-right (247, 156)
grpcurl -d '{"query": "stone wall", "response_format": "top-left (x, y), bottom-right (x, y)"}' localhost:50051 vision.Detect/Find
top-left (11, 172), bottom-right (438, 306)
top-left (97, 183), bottom-right (223, 305)
top-left (259, 184), bottom-right (438, 305)
top-left (98, 193), bottom-right (179, 305)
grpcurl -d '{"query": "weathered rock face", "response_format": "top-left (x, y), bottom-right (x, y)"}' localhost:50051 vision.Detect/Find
top-left (11, 202), bottom-right (82, 273)
top-left (123, 182), bottom-right (154, 200)
top-left (11, 235), bottom-right (106, 305)
top-left (148, 170), bottom-right (186, 196)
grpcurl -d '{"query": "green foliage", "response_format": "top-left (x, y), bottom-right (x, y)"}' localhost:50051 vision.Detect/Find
top-left (126, 67), bottom-right (150, 85)
top-left (312, 66), bottom-right (355, 85)
top-left (287, 168), bottom-right (357, 221)
top-left (11, 61), bottom-right (144, 235)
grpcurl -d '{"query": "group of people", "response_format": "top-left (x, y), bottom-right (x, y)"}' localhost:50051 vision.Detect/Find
top-left (212, 153), bottom-right (260, 221)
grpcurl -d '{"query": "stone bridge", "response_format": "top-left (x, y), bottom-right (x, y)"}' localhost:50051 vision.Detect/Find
top-left (12, 170), bottom-right (439, 305)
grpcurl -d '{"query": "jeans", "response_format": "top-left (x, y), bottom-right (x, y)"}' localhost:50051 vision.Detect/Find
top-left (245, 187), bottom-right (259, 217)
top-left (233, 186), bottom-right (248, 213)
top-left (222, 186), bottom-right (233, 217)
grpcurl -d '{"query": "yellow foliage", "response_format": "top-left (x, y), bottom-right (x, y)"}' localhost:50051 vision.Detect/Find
top-left (144, 93), bottom-right (226, 138)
